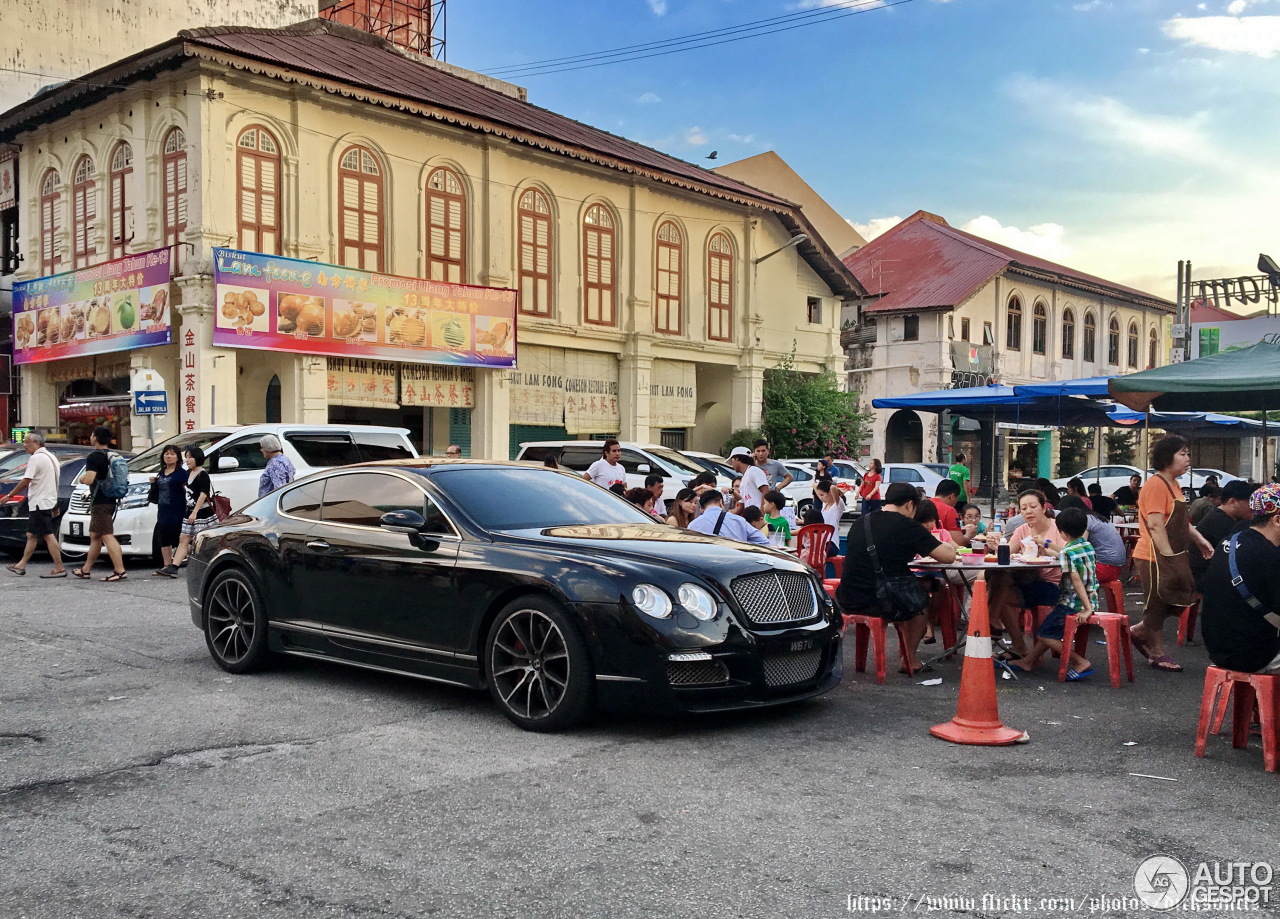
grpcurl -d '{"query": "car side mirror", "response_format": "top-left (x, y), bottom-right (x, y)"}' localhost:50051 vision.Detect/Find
top-left (215, 456), bottom-right (240, 471)
top-left (380, 509), bottom-right (426, 535)
top-left (636, 463), bottom-right (650, 473)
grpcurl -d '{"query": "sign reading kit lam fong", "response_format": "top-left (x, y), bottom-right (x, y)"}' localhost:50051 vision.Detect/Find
top-left (13, 248), bottom-right (174, 365)
top-left (212, 248), bottom-right (517, 370)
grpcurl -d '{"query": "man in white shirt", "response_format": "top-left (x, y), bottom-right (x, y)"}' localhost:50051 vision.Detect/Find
top-left (5, 431), bottom-right (67, 577)
top-left (687, 489), bottom-right (770, 546)
top-left (729, 446), bottom-right (769, 511)
top-left (583, 439), bottom-right (627, 490)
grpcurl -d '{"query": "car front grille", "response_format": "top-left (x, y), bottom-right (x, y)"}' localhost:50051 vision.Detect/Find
top-left (762, 648), bottom-right (824, 688)
top-left (666, 660), bottom-right (730, 686)
top-left (729, 571), bottom-right (819, 627)
top-left (69, 492), bottom-right (91, 514)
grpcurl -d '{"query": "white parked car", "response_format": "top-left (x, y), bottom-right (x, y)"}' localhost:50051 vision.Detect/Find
top-left (783, 457), bottom-right (865, 482)
top-left (1052, 465), bottom-right (1145, 498)
top-left (1176, 468), bottom-right (1244, 491)
top-left (881, 462), bottom-right (948, 494)
top-left (60, 424), bottom-right (417, 561)
top-left (515, 441), bottom-right (710, 500)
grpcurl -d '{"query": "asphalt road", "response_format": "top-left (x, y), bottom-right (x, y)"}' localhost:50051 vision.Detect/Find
top-left (1, 560), bottom-right (1276, 919)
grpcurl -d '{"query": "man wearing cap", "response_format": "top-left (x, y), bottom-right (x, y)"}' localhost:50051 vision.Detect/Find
top-left (1191, 479), bottom-right (1256, 590)
top-left (1199, 483), bottom-right (1280, 674)
top-left (729, 446), bottom-right (769, 512)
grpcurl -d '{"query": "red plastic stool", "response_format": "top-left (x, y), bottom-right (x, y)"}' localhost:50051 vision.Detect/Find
top-left (842, 613), bottom-right (914, 684)
top-left (1177, 599), bottom-right (1200, 647)
top-left (932, 584), bottom-right (962, 654)
top-left (1101, 579), bottom-right (1125, 616)
top-left (827, 556), bottom-right (844, 579)
top-left (1195, 667), bottom-right (1279, 772)
top-left (1021, 605), bottom-right (1053, 641)
top-left (1058, 611), bottom-right (1135, 688)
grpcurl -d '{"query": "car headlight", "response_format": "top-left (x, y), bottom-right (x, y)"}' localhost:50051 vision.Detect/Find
top-left (631, 584), bottom-right (672, 619)
top-left (119, 483), bottom-right (151, 509)
top-left (677, 583), bottom-right (718, 621)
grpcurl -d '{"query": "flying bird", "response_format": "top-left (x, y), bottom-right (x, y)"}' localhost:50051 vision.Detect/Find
top-left (706, 151), bottom-right (718, 160)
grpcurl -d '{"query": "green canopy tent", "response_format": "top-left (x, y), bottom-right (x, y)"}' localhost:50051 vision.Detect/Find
top-left (1109, 339), bottom-right (1280, 476)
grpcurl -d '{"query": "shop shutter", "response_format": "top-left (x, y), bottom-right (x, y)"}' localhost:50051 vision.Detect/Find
top-left (448, 408), bottom-right (472, 458)
top-left (508, 425), bottom-right (569, 460)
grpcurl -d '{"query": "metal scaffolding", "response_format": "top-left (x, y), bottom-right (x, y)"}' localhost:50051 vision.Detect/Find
top-left (319, 0), bottom-right (446, 59)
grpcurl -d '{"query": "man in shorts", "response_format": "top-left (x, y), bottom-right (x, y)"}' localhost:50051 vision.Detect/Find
top-left (4, 430), bottom-right (67, 577)
top-left (74, 425), bottom-right (127, 581)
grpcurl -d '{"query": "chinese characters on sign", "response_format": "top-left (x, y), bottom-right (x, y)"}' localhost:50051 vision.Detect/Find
top-left (181, 327), bottom-right (199, 432)
top-left (401, 364), bottom-right (475, 408)
top-left (326, 358), bottom-right (400, 409)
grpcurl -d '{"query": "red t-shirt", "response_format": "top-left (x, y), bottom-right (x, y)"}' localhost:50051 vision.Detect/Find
top-left (931, 497), bottom-right (960, 533)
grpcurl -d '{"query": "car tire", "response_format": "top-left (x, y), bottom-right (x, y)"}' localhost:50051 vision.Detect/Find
top-left (203, 567), bottom-right (271, 674)
top-left (485, 595), bottom-right (594, 732)
top-left (797, 499), bottom-right (813, 519)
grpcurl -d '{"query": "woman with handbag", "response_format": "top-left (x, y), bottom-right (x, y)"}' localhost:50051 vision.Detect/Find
top-left (1130, 435), bottom-right (1215, 671)
top-left (835, 481), bottom-right (957, 674)
top-left (148, 445), bottom-right (187, 577)
top-left (155, 446), bottom-right (218, 578)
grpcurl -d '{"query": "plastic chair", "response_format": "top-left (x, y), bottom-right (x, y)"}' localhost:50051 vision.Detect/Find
top-left (1101, 579), bottom-right (1125, 617)
top-left (1195, 667), bottom-right (1278, 772)
top-left (842, 612), bottom-right (914, 684)
top-left (1058, 612), bottom-right (1135, 688)
top-left (1020, 605), bottom-right (1053, 642)
top-left (1177, 599), bottom-right (1200, 647)
top-left (827, 555), bottom-right (844, 579)
top-left (794, 524), bottom-right (835, 574)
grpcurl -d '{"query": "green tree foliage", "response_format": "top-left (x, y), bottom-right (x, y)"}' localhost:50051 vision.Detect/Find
top-left (720, 427), bottom-right (764, 457)
top-left (1106, 430), bottom-right (1136, 465)
top-left (1057, 427), bottom-right (1092, 477)
top-left (760, 350), bottom-right (869, 458)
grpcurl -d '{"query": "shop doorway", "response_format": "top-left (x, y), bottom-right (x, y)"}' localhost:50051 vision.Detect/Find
top-left (59, 380), bottom-right (130, 446)
top-left (885, 410), bottom-right (923, 463)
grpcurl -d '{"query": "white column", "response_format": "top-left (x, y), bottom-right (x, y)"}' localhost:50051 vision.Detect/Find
top-left (619, 350), bottom-right (653, 441)
top-left (471, 368), bottom-right (510, 460)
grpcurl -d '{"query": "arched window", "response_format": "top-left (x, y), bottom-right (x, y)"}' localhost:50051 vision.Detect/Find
top-left (517, 187), bottom-right (552, 316)
top-left (1061, 308), bottom-right (1075, 359)
top-left (1149, 328), bottom-right (1158, 368)
top-left (1127, 321), bottom-right (1140, 368)
top-left (1032, 301), bottom-right (1047, 355)
top-left (582, 204), bottom-right (616, 326)
top-left (654, 221), bottom-right (683, 335)
top-left (1107, 316), bottom-right (1120, 365)
top-left (108, 142), bottom-right (133, 259)
top-left (237, 126), bottom-right (282, 254)
top-left (707, 232), bottom-right (734, 342)
top-left (425, 166), bottom-right (465, 282)
top-left (266, 375), bottom-right (282, 423)
top-left (1083, 312), bottom-right (1096, 363)
top-left (162, 128), bottom-right (187, 251)
top-left (71, 155), bottom-right (96, 269)
top-left (338, 145), bottom-right (384, 271)
top-left (1006, 296), bottom-right (1022, 350)
top-left (39, 169), bottom-right (62, 276)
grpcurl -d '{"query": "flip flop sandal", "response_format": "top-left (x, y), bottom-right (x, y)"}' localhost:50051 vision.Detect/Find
top-left (101, 571), bottom-right (128, 582)
top-left (40, 571), bottom-right (68, 579)
top-left (1130, 631), bottom-right (1153, 661)
top-left (1150, 655), bottom-right (1183, 672)
top-left (1066, 668), bottom-right (1095, 681)
top-left (72, 569), bottom-right (91, 580)
top-left (7, 565), bottom-right (25, 576)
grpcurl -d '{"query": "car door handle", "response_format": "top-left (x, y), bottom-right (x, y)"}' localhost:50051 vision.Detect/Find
top-left (306, 540), bottom-right (331, 551)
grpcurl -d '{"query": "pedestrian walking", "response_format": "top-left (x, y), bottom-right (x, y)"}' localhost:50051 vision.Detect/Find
top-left (858, 458), bottom-right (884, 516)
top-left (584, 439), bottom-right (626, 489)
top-left (149, 445), bottom-right (187, 576)
top-left (4, 430), bottom-right (67, 578)
top-left (156, 447), bottom-right (217, 577)
top-left (72, 425), bottom-right (128, 582)
top-left (257, 434), bottom-right (296, 497)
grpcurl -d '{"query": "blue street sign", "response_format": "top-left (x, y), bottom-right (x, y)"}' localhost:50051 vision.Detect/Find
top-left (134, 390), bottom-right (168, 415)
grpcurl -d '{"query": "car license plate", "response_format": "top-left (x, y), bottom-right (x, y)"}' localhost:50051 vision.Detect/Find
top-left (70, 522), bottom-right (83, 537)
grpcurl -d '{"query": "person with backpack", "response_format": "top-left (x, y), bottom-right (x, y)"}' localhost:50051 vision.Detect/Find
top-left (73, 425), bottom-right (128, 581)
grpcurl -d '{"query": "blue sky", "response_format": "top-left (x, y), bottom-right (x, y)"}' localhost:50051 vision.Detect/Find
top-left (449, 0), bottom-right (1280, 299)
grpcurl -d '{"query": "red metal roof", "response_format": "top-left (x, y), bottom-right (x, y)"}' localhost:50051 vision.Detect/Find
top-left (844, 211), bottom-right (1173, 314)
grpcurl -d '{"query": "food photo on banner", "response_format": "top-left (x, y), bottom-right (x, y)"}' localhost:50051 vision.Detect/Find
top-left (12, 248), bottom-right (174, 365)
top-left (212, 248), bottom-right (517, 369)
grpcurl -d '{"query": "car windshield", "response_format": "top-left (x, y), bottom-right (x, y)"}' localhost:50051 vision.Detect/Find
top-left (127, 431), bottom-right (227, 474)
top-left (645, 447), bottom-right (706, 476)
top-left (426, 467), bottom-right (657, 530)
top-left (0, 451), bottom-right (32, 478)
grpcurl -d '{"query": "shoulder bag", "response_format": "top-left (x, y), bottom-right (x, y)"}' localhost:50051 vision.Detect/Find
top-left (864, 514), bottom-right (929, 622)
top-left (1226, 533), bottom-right (1280, 632)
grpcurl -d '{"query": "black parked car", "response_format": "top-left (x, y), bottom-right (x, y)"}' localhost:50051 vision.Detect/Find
top-left (188, 460), bottom-right (842, 731)
top-left (0, 446), bottom-right (123, 554)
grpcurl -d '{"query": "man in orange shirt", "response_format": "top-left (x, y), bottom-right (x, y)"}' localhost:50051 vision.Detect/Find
top-left (1131, 435), bottom-right (1215, 671)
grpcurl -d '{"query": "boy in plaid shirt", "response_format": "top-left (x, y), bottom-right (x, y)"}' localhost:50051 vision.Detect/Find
top-left (1009, 507), bottom-right (1097, 680)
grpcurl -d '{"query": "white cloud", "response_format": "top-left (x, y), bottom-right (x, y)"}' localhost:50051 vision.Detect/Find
top-left (647, 0), bottom-right (667, 14)
top-left (636, 92), bottom-right (662, 104)
top-left (684, 126), bottom-right (709, 146)
top-left (1006, 76), bottom-right (1216, 165)
top-left (727, 132), bottom-right (757, 144)
top-left (1073, 0), bottom-right (1107, 11)
top-left (959, 216), bottom-right (1073, 261)
top-left (848, 216), bottom-right (903, 240)
top-left (1163, 14), bottom-right (1280, 57)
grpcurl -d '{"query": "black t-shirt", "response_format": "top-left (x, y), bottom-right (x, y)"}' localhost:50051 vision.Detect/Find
top-left (836, 509), bottom-right (941, 612)
top-left (1090, 495), bottom-right (1118, 519)
top-left (86, 449), bottom-right (116, 506)
top-left (185, 470), bottom-right (216, 519)
top-left (1191, 508), bottom-right (1250, 586)
top-left (1200, 527), bottom-right (1280, 673)
top-left (1112, 486), bottom-right (1138, 506)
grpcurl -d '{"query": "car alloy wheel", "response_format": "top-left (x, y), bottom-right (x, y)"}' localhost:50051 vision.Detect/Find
top-left (486, 597), bottom-right (592, 732)
top-left (204, 568), bottom-right (270, 674)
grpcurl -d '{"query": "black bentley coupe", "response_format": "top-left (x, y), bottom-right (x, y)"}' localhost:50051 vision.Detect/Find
top-left (187, 460), bottom-right (842, 731)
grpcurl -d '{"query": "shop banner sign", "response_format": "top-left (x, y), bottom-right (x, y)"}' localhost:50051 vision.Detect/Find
top-left (564, 350), bottom-right (620, 435)
top-left (507, 344), bottom-right (565, 426)
top-left (401, 364), bottom-right (475, 408)
top-left (13, 248), bottom-right (173, 365)
top-left (213, 248), bottom-right (517, 369)
top-left (0, 153), bottom-right (15, 210)
top-left (650, 360), bottom-right (697, 428)
top-left (327, 357), bottom-right (399, 409)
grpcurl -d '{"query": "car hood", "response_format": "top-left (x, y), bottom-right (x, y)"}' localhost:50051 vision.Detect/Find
top-left (501, 523), bottom-right (811, 579)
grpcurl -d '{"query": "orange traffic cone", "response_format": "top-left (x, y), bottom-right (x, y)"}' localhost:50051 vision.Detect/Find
top-left (930, 579), bottom-right (1027, 746)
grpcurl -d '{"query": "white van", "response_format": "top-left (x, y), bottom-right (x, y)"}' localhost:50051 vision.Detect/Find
top-left (60, 424), bottom-right (417, 560)
top-left (514, 440), bottom-right (713, 500)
